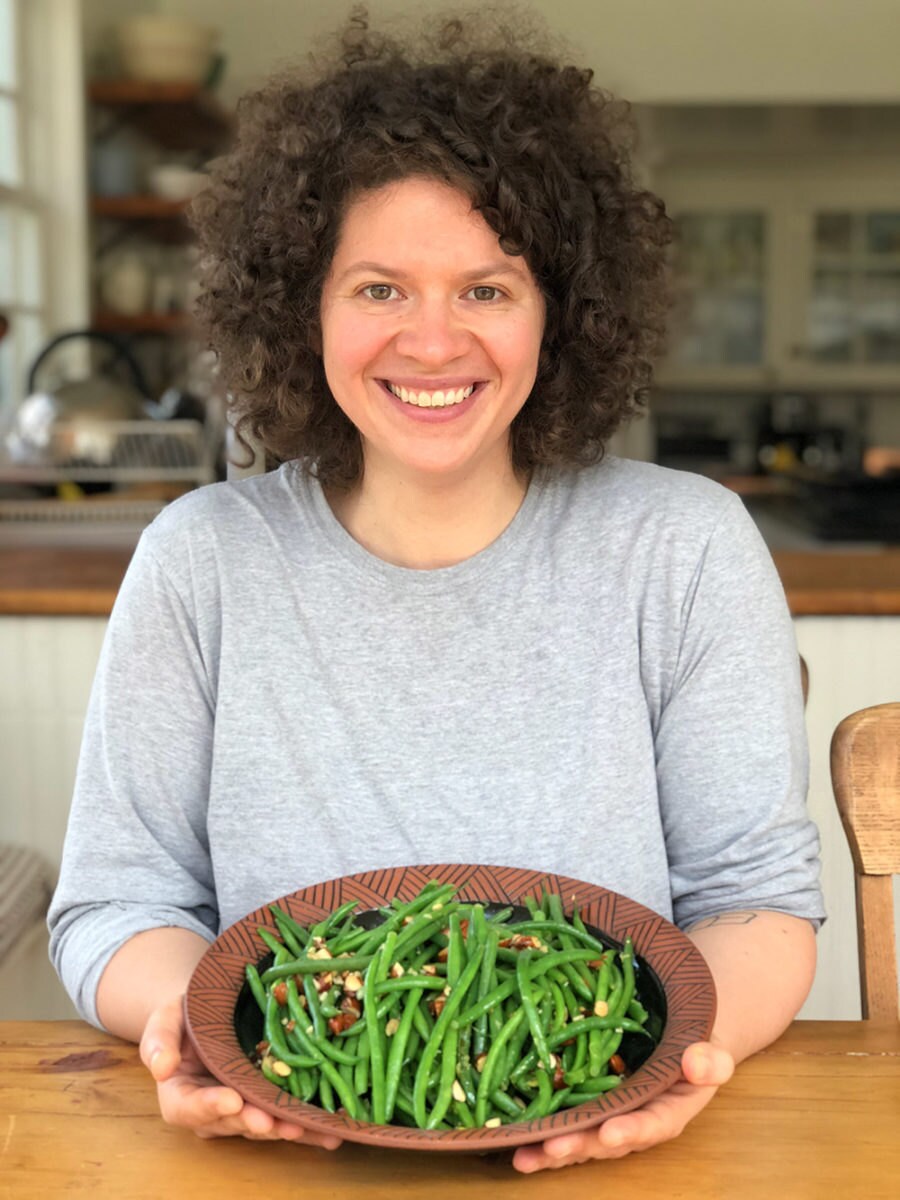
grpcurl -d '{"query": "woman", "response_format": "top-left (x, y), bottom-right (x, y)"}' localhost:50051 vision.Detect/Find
top-left (49, 10), bottom-right (823, 1173)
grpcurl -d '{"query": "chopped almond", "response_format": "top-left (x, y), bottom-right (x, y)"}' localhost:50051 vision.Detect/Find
top-left (340, 994), bottom-right (362, 1017)
top-left (429, 996), bottom-right (446, 1018)
top-left (327, 1012), bottom-right (358, 1035)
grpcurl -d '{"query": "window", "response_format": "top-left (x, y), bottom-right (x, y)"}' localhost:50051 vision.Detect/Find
top-left (0, 0), bottom-right (48, 421)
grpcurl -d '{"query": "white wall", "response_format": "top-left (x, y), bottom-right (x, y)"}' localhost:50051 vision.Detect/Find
top-left (132, 0), bottom-right (900, 107)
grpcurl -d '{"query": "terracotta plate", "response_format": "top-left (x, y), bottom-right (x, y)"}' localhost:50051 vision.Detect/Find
top-left (184, 863), bottom-right (716, 1151)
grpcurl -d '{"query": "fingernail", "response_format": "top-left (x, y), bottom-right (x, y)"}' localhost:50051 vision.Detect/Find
top-left (149, 1050), bottom-right (162, 1073)
top-left (547, 1137), bottom-right (574, 1158)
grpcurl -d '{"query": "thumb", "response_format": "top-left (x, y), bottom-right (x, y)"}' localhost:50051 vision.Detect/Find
top-left (139, 997), bottom-right (186, 1081)
top-left (681, 1041), bottom-right (735, 1088)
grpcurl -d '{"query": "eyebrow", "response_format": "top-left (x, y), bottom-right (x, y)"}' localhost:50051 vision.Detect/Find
top-left (334, 261), bottom-right (528, 284)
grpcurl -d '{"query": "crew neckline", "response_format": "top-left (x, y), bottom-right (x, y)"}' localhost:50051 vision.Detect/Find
top-left (289, 461), bottom-right (549, 591)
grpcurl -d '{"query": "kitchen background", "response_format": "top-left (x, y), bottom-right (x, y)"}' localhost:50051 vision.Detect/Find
top-left (0, 0), bottom-right (898, 1020)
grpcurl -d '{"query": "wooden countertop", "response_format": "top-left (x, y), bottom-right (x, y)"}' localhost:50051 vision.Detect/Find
top-left (2, 545), bottom-right (900, 617)
top-left (1, 1019), bottom-right (898, 1198)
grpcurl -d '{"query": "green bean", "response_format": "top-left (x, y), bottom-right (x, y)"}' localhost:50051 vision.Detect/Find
top-left (446, 912), bottom-right (466, 987)
top-left (490, 1089), bottom-right (525, 1118)
top-left (354, 1028), bottom-right (370, 1096)
top-left (365, 938), bottom-right (393, 1124)
top-left (257, 927), bottom-right (289, 961)
top-left (318, 1072), bottom-right (335, 1112)
top-left (412, 942), bottom-right (485, 1128)
top-left (425, 1022), bottom-right (460, 1129)
top-left (547, 1014), bottom-right (650, 1050)
top-left (261, 953), bottom-right (372, 982)
top-left (302, 973), bottom-right (326, 1040)
top-left (516, 951), bottom-right (552, 1075)
top-left (311, 898), bottom-right (360, 940)
top-left (244, 963), bottom-right (268, 1014)
top-left (566, 1076), bottom-right (624, 1100)
top-left (472, 924), bottom-right (499, 1058)
top-left (507, 920), bottom-right (606, 954)
top-left (272, 914), bottom-right (305, 958)
top-left (520, 1067), bottom-right (554, 1120)
top-left (373, 976), bottom-right (446, 995)
top-left (474, 1006), bottom-right (525, 1127)
top-left (384, 986), bottom-right (421, 1122)
top-left (269, 905), bottom-right (311, 949)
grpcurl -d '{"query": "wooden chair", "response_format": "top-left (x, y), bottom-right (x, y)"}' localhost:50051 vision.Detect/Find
top-left (830, 702), bottom-right (900, 1020)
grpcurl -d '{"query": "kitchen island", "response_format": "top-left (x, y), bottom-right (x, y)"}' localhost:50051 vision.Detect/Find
top-left (2, 543), bottom-right (900, 615)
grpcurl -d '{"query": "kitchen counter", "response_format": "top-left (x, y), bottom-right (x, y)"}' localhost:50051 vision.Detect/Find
top-left (0, 546), bottom-right (133, 615)
top-left (2, 544), bottom-right (900, 616)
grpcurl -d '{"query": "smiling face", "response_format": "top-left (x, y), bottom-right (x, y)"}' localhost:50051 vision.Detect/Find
top-left (319, 177), bottom-right (545, 494)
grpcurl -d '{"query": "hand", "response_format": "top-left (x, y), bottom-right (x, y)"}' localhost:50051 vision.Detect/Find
top-left (511, 1040), bottom-right (734, 1173)
top-left (139, 997), bottom-right (343, 1148)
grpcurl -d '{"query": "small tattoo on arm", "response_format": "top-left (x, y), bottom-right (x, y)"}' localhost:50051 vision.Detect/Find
top-left (687, 911), bottom-right (760, 932)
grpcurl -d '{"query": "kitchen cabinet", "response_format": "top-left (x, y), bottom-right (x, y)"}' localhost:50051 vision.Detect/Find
top-left (657, 170), bottom-right (900, 392)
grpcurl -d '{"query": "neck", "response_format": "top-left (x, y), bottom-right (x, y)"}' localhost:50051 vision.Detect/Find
top-left (325, 459), bottom-right (529, 570)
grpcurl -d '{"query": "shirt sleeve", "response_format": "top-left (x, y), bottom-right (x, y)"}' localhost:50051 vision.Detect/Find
top-left (652, 491), bottom-right (826, 930)
top-left (48, 528), bottom-right (219, 1028)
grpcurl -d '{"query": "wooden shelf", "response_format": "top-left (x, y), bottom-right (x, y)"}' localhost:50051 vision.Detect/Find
top-left (88, 79), bottom-right (232, 152)
top-left (92, 310), bottom-right (194, 335)
top-left (91, 195), bottom-right (190, 219)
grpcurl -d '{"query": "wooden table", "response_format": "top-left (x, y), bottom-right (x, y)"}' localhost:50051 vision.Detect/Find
top-left (1, 1021), bottom-right (897, 1198)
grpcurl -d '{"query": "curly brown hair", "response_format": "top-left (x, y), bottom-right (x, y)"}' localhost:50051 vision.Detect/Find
top-left (190, 6), bottom-right (673, 488)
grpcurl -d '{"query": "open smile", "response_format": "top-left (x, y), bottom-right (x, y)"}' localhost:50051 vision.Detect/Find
top-left (379, 380), bottom-right (486, 408)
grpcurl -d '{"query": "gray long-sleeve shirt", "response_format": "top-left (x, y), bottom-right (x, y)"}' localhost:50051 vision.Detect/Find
top-left (49, 457), bottom-right (825, 1027)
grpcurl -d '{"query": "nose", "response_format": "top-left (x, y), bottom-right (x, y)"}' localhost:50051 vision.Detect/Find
top-left (393, 296), bottom-right (472, 365)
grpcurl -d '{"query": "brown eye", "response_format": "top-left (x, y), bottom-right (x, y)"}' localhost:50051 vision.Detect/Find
top-left (363, 284), bottom-right (395, 301)
top-left (470, 286), bottom-right (500, 301)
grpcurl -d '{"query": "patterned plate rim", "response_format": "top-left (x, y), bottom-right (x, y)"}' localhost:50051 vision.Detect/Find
top-left (184, 862), bottom-right (716, 1151)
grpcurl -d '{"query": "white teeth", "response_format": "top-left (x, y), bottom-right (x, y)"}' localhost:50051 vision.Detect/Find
top-left (387, 383), bottom-right (475, 408)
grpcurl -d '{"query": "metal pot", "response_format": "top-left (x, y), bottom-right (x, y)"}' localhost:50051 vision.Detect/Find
top-left (6, 330), bottom-right (154, 467)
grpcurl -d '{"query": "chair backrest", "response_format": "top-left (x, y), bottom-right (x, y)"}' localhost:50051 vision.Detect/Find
top-left (830, 702), bottom-right (900, 1021)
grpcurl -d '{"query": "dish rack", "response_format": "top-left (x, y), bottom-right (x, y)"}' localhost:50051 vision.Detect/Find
top-left (0, 419), bottom-right (219, 545)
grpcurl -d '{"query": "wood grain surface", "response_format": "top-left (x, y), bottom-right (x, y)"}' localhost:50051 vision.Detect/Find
top-left (1, 1020), bottom-right (898, 1199)
top-left (2, 544), bottom-right (900, 616)
top-left (831, 703), bottom-right (900, 1019)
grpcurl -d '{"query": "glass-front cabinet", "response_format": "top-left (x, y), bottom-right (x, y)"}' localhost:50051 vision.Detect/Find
top-left (657, 172), bottom-right (900, 390)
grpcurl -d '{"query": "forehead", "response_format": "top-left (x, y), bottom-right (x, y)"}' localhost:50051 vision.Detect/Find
top-left (331, 177), bottom-right (530, 277)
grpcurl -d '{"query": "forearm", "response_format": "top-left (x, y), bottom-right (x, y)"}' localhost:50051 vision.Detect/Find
top-left (686, 910), bottom-right (817, 1065)
top-left (96, 926), bottom-right (211, 1043)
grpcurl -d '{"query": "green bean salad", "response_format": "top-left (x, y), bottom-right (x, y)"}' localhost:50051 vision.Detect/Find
top-left (243, 880), bottom-right (657, 1129)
